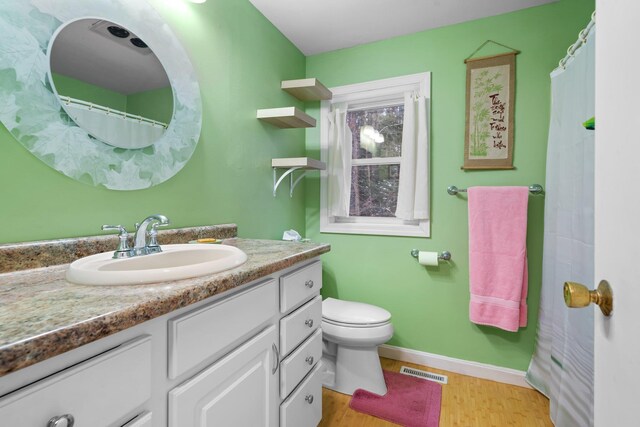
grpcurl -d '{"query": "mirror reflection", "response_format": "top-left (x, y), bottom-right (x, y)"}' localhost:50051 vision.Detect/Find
top-left (49, 19), bottom-right (173, 149)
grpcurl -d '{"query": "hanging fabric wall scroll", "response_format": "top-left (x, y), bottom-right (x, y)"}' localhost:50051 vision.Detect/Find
top-left (463, 41), bottom-right (519, 170)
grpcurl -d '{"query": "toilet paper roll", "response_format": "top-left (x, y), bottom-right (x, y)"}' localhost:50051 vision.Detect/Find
top-left (418, 251), bottom-right (439, 266)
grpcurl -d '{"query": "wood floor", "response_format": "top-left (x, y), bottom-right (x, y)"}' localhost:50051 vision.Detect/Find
top-left (319, 357), bottom-right (552, 427)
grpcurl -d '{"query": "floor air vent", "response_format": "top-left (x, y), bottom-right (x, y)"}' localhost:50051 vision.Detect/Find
top-left (399, 366), bottom-right (448, 384)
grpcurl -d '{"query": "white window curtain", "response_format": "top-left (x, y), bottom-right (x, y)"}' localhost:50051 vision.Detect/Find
top-left (395, 92), bottom-right (429, 220)
top-left (326, 102), bottom-right (352, 217)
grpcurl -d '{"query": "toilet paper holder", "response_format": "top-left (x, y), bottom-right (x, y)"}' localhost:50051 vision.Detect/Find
top-left (410, 249), bottom-right (452, 262)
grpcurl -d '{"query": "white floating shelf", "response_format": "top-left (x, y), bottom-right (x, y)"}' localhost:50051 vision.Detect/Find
top-left (272, 157), bottom-right (326, 197)
top-left (271, 157), bottom-right (326, 170)
top-left (281, 78), bottom-right (332, 101)
top-left (257, 107), bottom-right (316, 128)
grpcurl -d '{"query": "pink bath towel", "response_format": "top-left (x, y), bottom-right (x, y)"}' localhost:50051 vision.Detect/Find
top-left (468, 186), bottom-right (529, 332)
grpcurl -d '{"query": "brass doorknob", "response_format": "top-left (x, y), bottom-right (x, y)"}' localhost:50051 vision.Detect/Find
top-left (563, 280), bottom-right (613, 316)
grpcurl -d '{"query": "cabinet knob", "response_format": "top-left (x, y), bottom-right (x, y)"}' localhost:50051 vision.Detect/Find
top-left (305, 356), bottom-right (314, 365)
top-left (305, 394), bottom-right (314, 404)
top-left (305, 319), bottom-right (314, 328)
top-left (305, 280), bottom-right (314, 288)
top-left (47, 414), bottom-right (75, 427)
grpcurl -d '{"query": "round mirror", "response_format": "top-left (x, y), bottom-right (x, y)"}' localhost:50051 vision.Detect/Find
top-left (49, 19), bottom-right (174, 149)
top-left (0, 0), bottom-right (202, 190)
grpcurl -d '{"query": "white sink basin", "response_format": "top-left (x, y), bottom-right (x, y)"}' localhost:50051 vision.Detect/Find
top-left (66, 244), bottom-right (248, 286)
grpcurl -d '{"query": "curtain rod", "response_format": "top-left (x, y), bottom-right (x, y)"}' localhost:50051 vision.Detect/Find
top-left (60, 96), bottom-right (168, 129)
top-left (557, 11), bottom-right (596, 71)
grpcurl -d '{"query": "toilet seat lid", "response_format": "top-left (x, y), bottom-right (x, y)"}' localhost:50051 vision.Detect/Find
top-left (322, 297), bottom-right (391, 326)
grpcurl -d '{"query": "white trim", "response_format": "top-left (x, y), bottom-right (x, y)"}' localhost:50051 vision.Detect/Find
top-left (319, 72), bottom-right (431, 238)
top-left (322, 220), bottom-right (429, 237)
top-left (378, 344), bottom-right (532, 389)
top-left (330, 72), bottom-right (430, 101)
top-left (351, 157), bottom-right (401, 166)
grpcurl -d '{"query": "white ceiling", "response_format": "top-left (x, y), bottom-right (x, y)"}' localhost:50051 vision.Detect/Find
top-left (50, 19), bottom-right (170, 95)
top-left (249, 0), bottom-right (558, 55)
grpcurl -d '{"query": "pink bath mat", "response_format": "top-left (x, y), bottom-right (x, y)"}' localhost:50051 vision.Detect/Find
top-left (349, 370), bottom-right (442, 427)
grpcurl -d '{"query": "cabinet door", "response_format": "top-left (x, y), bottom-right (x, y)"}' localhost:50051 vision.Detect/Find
top-left (169, 325), bottom-right (278, 427)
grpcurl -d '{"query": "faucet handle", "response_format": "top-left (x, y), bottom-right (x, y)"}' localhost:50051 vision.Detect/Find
top-left (147, 222), bottom-right (169, 252)
top-left (151, 222), bottom-right (169, 232)
top-left (101, 225), bottom-right (131, 258)
top-left (102, 224), bottom-right (129, 239)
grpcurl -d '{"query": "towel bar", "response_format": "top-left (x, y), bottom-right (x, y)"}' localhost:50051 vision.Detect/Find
top-left (447, 184), bottom-right (544, 196)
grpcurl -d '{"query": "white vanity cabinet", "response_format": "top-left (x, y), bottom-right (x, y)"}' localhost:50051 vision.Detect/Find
top-left (0, 257), bottom-right (324, 427)
top-left (168, 259), bottom-right (324, 427)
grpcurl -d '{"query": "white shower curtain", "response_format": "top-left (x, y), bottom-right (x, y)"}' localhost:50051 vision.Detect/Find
top-left (66, 103), bottom-right (166, 149)
top-left (526, 29), bottom-right (595, 426)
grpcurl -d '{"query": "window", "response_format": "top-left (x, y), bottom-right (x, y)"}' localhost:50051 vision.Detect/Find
top-left (320, 73), bottom-right (431, 237)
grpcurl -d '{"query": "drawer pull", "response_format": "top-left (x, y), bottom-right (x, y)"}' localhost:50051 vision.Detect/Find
top-left (305, 280), bottom-right (314, 288)
top-left (272, 343), bottom-right (280, 374)
top-left (47, 414), bottom-right (75, 427)
top-left (305, 319), bottom-right (314, 328)
top-left (305, 394), bottom-right (314, 404)
top-left (305, 356), bottom-right (314, 365)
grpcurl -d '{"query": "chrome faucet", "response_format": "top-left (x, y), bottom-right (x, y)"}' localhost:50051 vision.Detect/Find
top-left (102, 214), bottom-right (170, 258)
top-left (133, 214), bottom-right (170, 256)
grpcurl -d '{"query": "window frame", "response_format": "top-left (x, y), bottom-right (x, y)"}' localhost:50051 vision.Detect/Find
top-left (319, 72), bottom-right (431, 238)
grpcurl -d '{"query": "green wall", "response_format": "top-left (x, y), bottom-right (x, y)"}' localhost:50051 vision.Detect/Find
top-left (304, 0), bottom-right (594, 370)
top-left (127, 86), bottom-right (173, 124)
top-left (52, 72), bottom-right (126, 111)
top-left (0, 0), bottom-right (307, 244)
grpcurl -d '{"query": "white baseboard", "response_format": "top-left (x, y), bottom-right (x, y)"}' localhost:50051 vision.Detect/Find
top-left (378, 344), bottom-right (532, 389)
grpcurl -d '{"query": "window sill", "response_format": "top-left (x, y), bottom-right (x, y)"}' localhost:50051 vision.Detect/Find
top-left (320, 220), bottom-right (430, 238)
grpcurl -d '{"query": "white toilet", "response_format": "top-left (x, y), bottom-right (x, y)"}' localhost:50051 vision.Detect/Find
top-left (321, 297), bottom-right (394, 396)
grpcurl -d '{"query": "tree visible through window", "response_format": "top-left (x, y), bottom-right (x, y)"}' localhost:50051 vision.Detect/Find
top-left (346, 104), bottom-right (404, 217)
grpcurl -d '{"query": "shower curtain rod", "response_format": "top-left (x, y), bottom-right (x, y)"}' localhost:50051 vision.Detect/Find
top-left (557, 11), bottom-right (596, 70)
top-left (60, 96), bottom-right (168, 129)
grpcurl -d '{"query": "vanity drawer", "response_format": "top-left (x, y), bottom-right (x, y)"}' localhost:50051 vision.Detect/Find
top-left (169, 279), bottom-right (277, 379)
top-left (280, 364), bottom-right (322, 427)
top-left (280, 295), bottom-right (322, 356)
top-left (280, 328), bottom-right (322, 400)
top-left (0, 336), bottom-right (151, 427)
top-left (123, 411), bottom-right (152, 427)
top-left (280, 260), bottom-right (322, 313)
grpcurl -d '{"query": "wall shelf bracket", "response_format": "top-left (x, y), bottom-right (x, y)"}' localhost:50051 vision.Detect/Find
top-left (273, 167), bottom-right (306, 197)
top-left (271, 157), bottom-right (326, 198)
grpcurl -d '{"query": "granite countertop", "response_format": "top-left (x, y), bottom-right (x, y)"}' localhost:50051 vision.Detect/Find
top-left (0, 227), bottom-right (330, 377)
